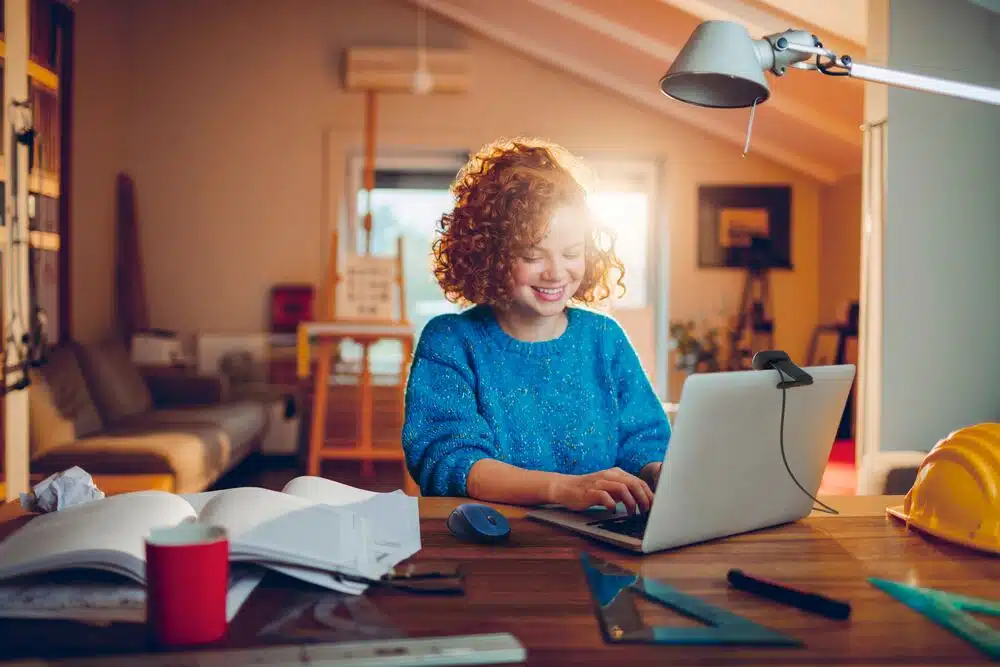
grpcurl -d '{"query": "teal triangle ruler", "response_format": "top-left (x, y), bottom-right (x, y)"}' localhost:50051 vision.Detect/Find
top-left (581, 553), bottom-right (802, 646)
top-left (870, 577), bottom-right (1000, 660)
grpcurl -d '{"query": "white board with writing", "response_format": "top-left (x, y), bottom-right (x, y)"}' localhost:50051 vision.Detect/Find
top-left (337, 254), bottom-right (398, 322)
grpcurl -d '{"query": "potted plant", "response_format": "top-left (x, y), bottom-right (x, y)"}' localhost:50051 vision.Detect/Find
top-left (668, 319), bottom-right (723, 374)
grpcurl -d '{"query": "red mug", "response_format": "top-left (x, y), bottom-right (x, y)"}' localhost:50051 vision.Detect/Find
top-left (145, 522), bottom-right (229, 647)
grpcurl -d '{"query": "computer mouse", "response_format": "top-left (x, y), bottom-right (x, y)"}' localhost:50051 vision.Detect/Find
top-left (446, 503), bottom-right (510, 544)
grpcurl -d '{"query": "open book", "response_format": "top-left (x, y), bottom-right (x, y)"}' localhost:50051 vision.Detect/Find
top-left (0, 476), bottom-right (421, 598)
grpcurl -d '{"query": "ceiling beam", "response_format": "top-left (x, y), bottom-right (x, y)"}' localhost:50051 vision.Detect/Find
top-left (416, 0), bottom-right (841, 183)
top-left (744, 0), bottom-right (868, 49)
top-left (524, 0), bottom-right (860, 151)
top-left (660, 0), bottom-right (865, 56)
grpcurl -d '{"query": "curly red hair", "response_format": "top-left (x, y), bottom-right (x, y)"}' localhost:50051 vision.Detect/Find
top-left (432, 137), bottom-right (626, 308)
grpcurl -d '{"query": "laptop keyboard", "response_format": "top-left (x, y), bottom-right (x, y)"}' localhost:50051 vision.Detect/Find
top-left (587, 513), bottom-right (649, 538)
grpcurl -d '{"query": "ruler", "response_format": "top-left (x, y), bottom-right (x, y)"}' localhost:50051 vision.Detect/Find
top-left (870, 577), bottom-right (1000, 660)
top-left (581, 553), bottom-right (801, 646)
top-left (2, 632), bottom-right (527, 667)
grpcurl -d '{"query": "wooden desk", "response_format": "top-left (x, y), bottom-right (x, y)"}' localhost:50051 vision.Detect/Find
top-left (3, 494), bottom-right (1000, 666)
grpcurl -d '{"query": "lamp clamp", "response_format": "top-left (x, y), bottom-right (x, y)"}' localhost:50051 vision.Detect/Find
top-left (754, 29), bottom-right (854, 77)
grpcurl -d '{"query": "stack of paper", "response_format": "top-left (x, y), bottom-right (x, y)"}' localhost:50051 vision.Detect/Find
top-left (182, 478), bottom-right (422, 594)
top-left (0, 476), bottom-right (422, 621)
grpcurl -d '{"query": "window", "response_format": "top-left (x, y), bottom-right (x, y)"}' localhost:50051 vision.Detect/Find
top-left (584, 159), bottom-right (658, 310)
top-left (350, 158), bottom-right (465, 330)
top-left (341, 155), bottom-right (465, 376)
top-left (342, 154), bottom-right (667, 398)
top-left (584, 158), bottom-right (667, 398)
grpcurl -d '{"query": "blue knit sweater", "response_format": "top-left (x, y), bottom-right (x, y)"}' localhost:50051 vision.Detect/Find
top-left (401, 305), bottom-right (671, 497)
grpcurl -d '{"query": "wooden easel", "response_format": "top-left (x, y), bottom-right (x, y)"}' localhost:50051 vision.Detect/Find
top-left (297, 90), bottom-right (418, 495)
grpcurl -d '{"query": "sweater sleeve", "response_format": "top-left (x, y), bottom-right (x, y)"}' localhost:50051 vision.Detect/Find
top-left (401, 318), bottom-right (497, 497)
top-left (608, 320), bottom-right (672, 477)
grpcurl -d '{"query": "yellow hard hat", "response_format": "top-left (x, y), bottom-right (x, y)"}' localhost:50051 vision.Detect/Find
top-left (886, 422), bottom-right (1000, 555)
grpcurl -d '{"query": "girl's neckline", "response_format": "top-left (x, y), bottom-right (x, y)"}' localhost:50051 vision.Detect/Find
top-left (478, 305), bottom-right (579, 356)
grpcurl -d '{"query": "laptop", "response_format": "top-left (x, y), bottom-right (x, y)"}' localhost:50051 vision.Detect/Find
top-left (526, 364), bottom-right (857, 553)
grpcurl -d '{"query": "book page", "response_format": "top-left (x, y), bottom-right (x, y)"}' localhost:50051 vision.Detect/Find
top-left (180, 489), bottom-right (231, 515)
top-left (280, 476), bottom-right (377, 505)
top-left (282, 476), bottom-right (420, 566)
top-left (180, 479), bottom-right (375, 516)
top-left (195, 487), bottom-right (375, 575)
top-left (0, 491), bottom-right (197, 584)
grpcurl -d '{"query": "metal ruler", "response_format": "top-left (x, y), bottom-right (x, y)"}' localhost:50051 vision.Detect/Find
top-left (2, 633), bottom-right (526, 667)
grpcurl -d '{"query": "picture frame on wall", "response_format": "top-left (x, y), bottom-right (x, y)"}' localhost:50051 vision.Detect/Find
top-left (697, 185), bottom-right (792, 269)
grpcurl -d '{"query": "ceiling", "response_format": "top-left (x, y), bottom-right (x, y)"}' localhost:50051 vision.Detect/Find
top-left (410, 0), bottom-right (870, 183)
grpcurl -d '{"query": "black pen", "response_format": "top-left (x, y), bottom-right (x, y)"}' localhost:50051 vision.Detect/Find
top-left (727, 568), bottom-right (852, 620)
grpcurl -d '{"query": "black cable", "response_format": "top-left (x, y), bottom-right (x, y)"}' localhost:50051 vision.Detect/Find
top-left (776, 368), bottom-right (839, 515)
top-left (817, 62), bottom-right (850, 77)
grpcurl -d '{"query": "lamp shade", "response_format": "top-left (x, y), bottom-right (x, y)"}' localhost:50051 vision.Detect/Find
top-left (659, 21), bottom-right (770, 108)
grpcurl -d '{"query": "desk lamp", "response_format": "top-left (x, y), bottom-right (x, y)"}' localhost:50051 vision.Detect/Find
top-left (658, 20), bottom-right (1000, 108)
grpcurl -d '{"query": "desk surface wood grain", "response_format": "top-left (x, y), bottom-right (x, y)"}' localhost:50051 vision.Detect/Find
top-left (3, 494), bottom-right (999, 666)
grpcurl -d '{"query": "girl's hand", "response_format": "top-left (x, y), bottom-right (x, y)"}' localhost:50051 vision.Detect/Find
top-left (548, 468), bottom-right (654, 514)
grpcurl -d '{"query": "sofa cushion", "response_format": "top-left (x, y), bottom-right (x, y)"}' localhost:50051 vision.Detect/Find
top-left (75, 339), bottom-right (153, 424)
top-left (118, 402), bottom-right (267, 457)
top-left (27, 346), bottom-right (105, 457)
top-left (31, 428), bottom-right (229, 495)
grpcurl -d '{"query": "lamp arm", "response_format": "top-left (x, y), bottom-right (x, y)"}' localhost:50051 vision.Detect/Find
top-left (756, 29), bottom-right (1000, 107)
top-left (842, 59), bottom-right (1000, 107)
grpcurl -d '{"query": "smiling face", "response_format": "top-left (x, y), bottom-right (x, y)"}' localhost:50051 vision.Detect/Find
top-left (508, 205), bottom-right (588, 320)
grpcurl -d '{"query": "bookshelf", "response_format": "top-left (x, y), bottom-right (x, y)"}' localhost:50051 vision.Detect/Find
top-left (0, 0), bottom-right (71, 340)
top-left (1, 0), bottom-right (74, 498)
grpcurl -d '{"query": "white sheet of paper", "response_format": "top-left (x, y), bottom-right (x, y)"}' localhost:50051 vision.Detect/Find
top-left (0, 566), bottom-right (265, 623)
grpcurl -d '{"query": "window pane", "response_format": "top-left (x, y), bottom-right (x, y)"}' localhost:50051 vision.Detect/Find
top-left (344, 182), bottom-right (652, 376)
top-left (589, 191), bottom-right (649, 308)
top-left (346, 187), bottom-right (458, 377)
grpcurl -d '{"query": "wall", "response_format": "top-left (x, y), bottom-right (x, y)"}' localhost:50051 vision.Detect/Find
top-left (71, 0), bottom-right (133, 342)
top-left (819, 175), bottom-right (862, 325)
top-left (73, 0), bottom-right (833, 400)
top-left (877, 0), bottom-right (1000, 451)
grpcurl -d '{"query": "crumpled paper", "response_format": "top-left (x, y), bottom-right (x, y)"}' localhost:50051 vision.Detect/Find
top-left (19, 466), bottom-right (105, 513)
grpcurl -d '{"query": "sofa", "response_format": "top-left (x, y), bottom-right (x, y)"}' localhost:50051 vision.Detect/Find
top-left (857, 450), bottom-right (927, 495)
top-left (27, 338), bottom-right (283, 494)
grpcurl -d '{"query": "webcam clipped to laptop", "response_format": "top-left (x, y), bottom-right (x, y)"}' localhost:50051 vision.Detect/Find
top-left (527, 352), bottom-right (856, 553)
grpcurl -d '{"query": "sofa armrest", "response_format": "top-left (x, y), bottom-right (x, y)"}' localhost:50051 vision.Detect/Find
top-left (138, 367), bottom-right (224, 407)
top-left (858, 450), bottom-right (928, 496)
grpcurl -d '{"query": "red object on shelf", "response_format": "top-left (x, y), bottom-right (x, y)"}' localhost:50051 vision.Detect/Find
top-left (270, 284), bottom-right (314, 334)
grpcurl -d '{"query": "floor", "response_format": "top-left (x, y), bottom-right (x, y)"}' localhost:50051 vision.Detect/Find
top-left (217, 440), bottom-right (858, 496)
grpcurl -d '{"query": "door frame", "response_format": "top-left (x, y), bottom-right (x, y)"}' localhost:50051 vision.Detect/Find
top-left (581, 155), bottom-right (669, 400)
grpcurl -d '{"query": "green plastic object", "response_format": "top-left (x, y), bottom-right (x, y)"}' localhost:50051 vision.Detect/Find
top-left (870, 577), bottom-right (1000, 660)
top-left (581, 553), bottom-right (802, 646)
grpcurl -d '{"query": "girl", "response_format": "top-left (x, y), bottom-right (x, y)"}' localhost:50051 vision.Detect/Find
top-left (401, 138), bottom-right (671, 514)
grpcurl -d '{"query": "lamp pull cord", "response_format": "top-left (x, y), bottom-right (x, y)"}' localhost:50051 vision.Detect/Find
top-left (742, 97), bottom-right (763, 157)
